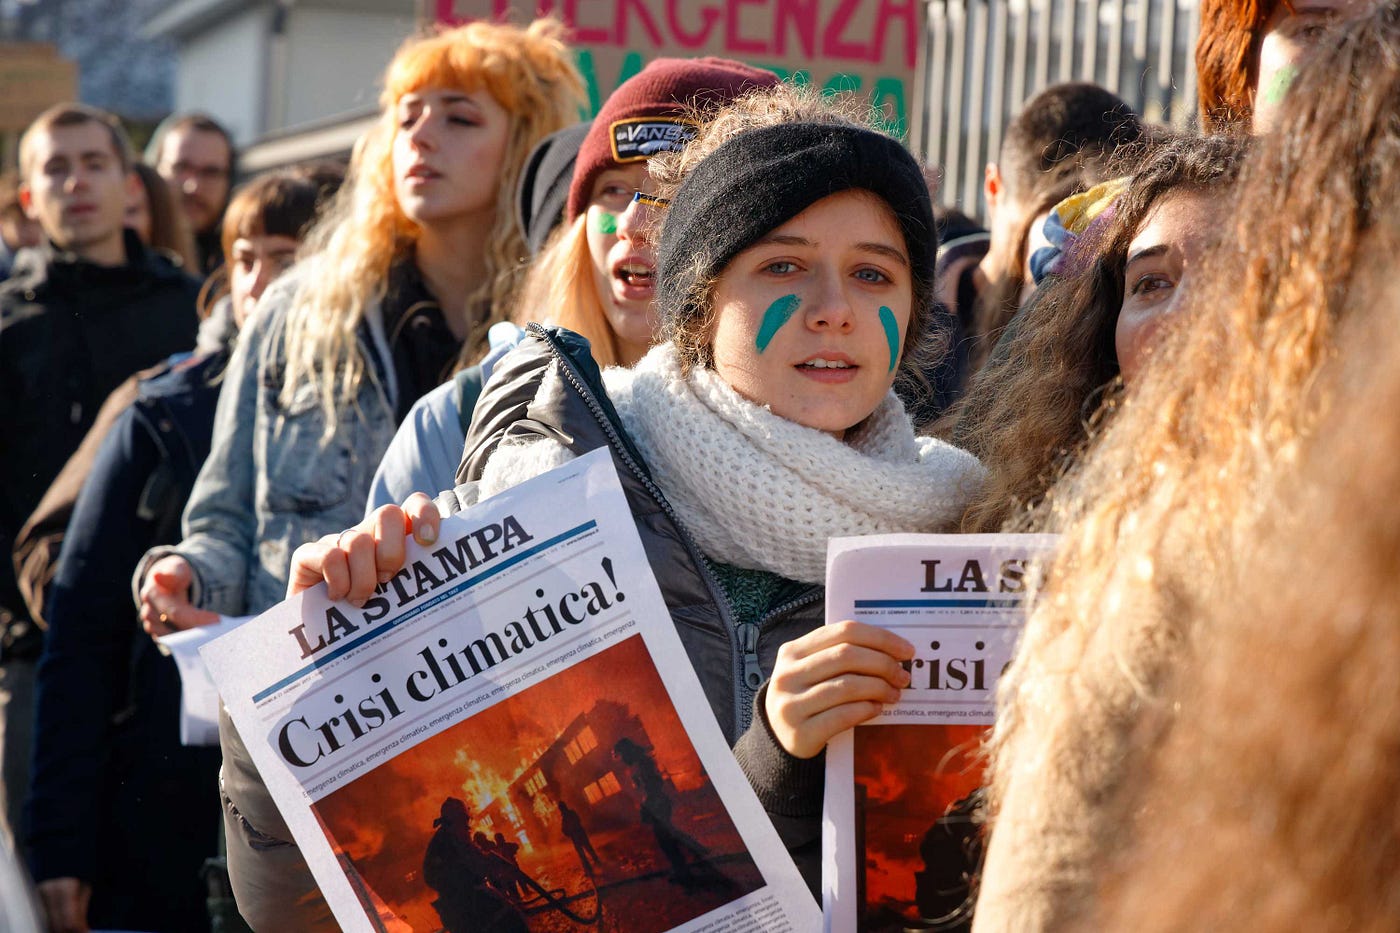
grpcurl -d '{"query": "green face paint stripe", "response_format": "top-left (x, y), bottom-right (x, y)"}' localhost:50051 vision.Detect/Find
top-left (879, 306), bottom-right (900, 372)
top-left (1260, 63), bottom-right (1298, 106)
top-left (590, 211), bottom-right (617, 235)
top-left (755, 294), bottom-right (801, 353)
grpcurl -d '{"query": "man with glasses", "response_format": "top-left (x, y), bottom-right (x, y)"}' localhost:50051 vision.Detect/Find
top-left (148, 113), bottom-right (236, 275)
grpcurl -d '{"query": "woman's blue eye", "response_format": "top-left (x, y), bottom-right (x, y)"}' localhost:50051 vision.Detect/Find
top-left (765, 261), bottom-right (797, 274)
top-left (855, 267), bottom-right (890, 284)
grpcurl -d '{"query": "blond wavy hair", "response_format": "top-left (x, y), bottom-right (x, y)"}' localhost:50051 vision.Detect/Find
top-left (977, 6), bottom-right (1400, 928)
top-left (279, 19), bottom-right (582, 426)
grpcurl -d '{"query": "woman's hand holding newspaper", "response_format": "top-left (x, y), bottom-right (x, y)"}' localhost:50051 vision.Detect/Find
top-left (287, 492), bottom-right (442, 603)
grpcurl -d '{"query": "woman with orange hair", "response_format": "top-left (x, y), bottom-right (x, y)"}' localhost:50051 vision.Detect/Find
top-left (130, 20), bottom-right (582, 928)
top-left (1196, 0), bottom-right (1371, 132)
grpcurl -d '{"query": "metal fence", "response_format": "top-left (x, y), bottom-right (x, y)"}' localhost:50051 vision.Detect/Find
top-left (914, 0), bottom-right (1202, 218)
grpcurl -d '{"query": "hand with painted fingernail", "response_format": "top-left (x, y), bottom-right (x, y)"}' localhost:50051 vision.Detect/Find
top-left (287, 493), bottom-right (441, 603)
top-left (763, 620), bottom-right (914, 759)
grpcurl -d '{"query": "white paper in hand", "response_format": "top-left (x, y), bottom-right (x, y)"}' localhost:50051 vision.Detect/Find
top-left (158, 615), bottom-right (253, 745)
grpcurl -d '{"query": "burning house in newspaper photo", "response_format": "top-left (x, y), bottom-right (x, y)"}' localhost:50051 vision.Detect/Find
top-left (853, 723), bottom-right (987, 933)
top-left (312, 634), bottom-right (764, 932)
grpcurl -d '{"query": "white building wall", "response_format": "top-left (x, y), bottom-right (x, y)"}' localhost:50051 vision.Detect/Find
top-left (279, 3), bottom-right (417, 131)
top-left (172, 5), bottom-right (271, 145)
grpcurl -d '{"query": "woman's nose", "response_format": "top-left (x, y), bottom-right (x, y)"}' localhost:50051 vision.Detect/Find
top-left (616, 193), bottom-right (651, 244)
top-left (407, 114), bottom-right (437, 151)
top-left (806, 270), bottom-right (856, 332)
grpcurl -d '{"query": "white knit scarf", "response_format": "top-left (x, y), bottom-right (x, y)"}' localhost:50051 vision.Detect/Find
top-left (596, 345), bottom-right (986, 584)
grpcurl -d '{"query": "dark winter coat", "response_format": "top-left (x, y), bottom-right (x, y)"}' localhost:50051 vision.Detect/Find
top-left (0, 231), bottom-right (199, 658)
top-left (26, 350), bottom-right (226, 931)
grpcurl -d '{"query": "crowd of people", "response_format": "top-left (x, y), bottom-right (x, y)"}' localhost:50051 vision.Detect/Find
top-left (0, 0), bottom-right (1394, 930)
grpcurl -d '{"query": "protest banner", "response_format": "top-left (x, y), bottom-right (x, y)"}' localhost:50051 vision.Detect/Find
top-left (820, 533), bottom-right (1058, 932)
top-left (203, 449), bottom-right (819, 932)
top-left (433, 0), bottom-right (921, 137)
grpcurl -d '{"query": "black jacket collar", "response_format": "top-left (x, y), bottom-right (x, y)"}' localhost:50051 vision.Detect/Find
top-left (10, 228), bottom-right (187, 296)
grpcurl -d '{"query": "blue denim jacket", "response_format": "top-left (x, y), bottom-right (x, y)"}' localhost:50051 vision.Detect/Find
top-left (138, 277), bottom-right (400, 616)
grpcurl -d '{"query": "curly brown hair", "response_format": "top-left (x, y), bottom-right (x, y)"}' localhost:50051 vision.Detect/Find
top-left (951, 132), bottom-right (1249, 534)
top-left (978, 5), bottom-right (1400, 927)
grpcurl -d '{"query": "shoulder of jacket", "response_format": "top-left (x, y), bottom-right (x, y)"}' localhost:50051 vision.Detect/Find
top-left (137, 351), bottom-right (224, 402)
top-left (0, 258), bottom-right (52, 319)
top-left (143, 247), bottom-right (202, 291)
top-left (479, 325), bottom-right (605, 413)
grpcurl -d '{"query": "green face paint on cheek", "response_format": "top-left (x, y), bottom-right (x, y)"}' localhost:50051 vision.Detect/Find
top-left (590, 211), bottom-right (617, 235)
top-left (1260, 63), bottom-right (1298, 106)
top-left (879, 306), bottom-right (900, 372)
top-left (755, 294), bottom-right (801, 353)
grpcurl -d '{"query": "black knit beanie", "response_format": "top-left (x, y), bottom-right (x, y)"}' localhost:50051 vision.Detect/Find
top-left (657, 122), bottom-right (937, 340)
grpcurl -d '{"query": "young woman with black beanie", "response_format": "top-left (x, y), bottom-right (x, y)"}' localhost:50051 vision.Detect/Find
top-left (286, 87), bottom-right (985, 897)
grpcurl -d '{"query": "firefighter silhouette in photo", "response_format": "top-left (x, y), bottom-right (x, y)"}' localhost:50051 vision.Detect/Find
top-left (911, 789), bottom-right (984, 931)
top-left (493, 831), bottom-right (527, 898)
top-left (613, 737), bottom-right (714, 886)
top-left (557, 799), bottom-right (601, 877)
top-left (421, 797), bottom-right (528, 933)
top-left (474, 830), bottom-right (525, 901)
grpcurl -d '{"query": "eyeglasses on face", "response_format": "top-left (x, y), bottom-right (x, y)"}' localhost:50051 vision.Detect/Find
top-left (631, 191), bottom-right (670, 210)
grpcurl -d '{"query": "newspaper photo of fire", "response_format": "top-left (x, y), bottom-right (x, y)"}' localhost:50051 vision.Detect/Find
top-left (312, 633), bottom-right (764, 932)
top-left (852, 723), bottom-right (987, 933)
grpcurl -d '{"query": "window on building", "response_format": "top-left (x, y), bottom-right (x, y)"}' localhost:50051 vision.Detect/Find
top-left (583, 771), bottom-right (623, 805)
top-left (564, 725), bottom-right (600, 765)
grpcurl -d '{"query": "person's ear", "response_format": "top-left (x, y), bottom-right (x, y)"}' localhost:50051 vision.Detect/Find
top-left (125, 170), bottom-right (143, 204)
top-left (983, 163), bottom-right (1003, 213)
top-left (17, 184), bottom-right (35, 219)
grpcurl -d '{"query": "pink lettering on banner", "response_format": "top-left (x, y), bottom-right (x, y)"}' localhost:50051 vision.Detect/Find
top-left (823, 0), bottom-right (870, 63)
top-left (440, 0), bottom-right (919, 73)
top-left (666, 0), bottom-right (721, 48)
top-left (874, 0), bottom-right (920, 70)
top-left (619, 0), bottom-right (666, 46)
top-left (564, 0), bottom-right (612, 43)
top-left (775, 0), bottom-right (820, 59)
top-left (725, 0), bottom-right (769, 54)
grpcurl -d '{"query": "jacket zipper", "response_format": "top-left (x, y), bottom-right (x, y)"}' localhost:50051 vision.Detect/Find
top-left (739, 587), bottom-right (824, 735)
top-left (529, 324), bottom-right (751, 740)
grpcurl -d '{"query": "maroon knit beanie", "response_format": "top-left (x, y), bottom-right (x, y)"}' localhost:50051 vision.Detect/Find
top-left (565, 57), bottom-right (778, 221)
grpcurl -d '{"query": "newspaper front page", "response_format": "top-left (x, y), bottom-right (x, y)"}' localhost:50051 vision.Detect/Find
top-left (820, 533), bottom-right (1058, 933)
top-left (202, 449), bottom-right (820, 933)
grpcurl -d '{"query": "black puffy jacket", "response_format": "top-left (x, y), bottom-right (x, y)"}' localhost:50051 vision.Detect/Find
top-left (0, 231), bottom-right (199, 656)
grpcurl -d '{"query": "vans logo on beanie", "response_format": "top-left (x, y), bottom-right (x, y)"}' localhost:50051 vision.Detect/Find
top-left (609, 118), bottom-right (697, 162)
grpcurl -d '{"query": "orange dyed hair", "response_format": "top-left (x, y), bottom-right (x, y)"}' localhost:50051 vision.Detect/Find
top-left (1196, 0), bottom-right (1285, 132)
top-left (279, 18), bottom-right (584, 425)
top-left (360, 17), bottom-right (586, 309)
